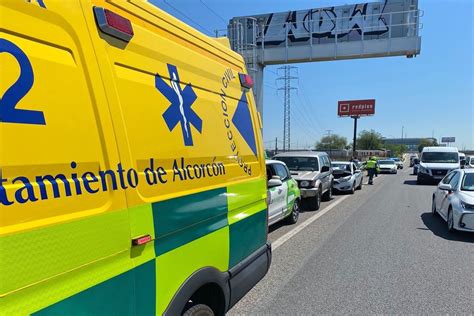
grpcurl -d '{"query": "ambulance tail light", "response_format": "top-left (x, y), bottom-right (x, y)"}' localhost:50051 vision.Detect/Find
top-left (239, 73), bottom-right (254, 89)
top-left (94, 7), bottom-right (134, 42)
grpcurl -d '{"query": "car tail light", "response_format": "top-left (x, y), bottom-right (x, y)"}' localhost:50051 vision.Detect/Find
top-left (94, 7), bottom-right (134, 42)
top-left (239, 73), bottom-right (254, 89)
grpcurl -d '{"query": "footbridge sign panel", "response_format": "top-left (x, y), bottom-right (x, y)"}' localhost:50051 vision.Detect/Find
top-left (229, 0), bottom-right (422, 64)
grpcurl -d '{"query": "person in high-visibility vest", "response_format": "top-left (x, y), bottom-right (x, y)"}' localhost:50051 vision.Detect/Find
top-left (366, 156), bottom-right (379, 185)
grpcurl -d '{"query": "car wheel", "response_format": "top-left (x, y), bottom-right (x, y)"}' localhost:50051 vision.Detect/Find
top-left (350, 183), bottom-right (355, 194)
top-left (447, 208), bottom-right (455, 233)
top-left (286, 199), bottom-right (300, 224)
top-left (311, 190), bottom-right (321, 210)
top-left (322, 184), bottom-right (332, 201)
top-left (357, 177), bottom-right (363, 190)
top-left (431, 196), bottom-right (438, 217)
top-left (183, 304), bottom-right (214, 316)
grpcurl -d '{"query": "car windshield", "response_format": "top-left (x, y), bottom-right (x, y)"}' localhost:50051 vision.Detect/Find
top-left (275, 157), bottom-right (318, 171)
top-left (421, 152), bottom-right (458, 163)
top-left (392, 158), bottom-right (401, 162)
top-left (379, 160), bottom-right (395, 165)
top-left (332, 163), bottom-right (351, 172)
top-left (461, 174), bottom-right (474, 191)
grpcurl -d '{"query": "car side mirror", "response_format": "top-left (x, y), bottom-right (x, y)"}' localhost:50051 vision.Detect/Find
top-left (439, 183), bottom-right (453, 192)
top-left (321, 166), bottom-right (330, 173)
top-left (268, 176), bottom-right (283, 188)
top-left (354, 169), bottom-right (361, 173)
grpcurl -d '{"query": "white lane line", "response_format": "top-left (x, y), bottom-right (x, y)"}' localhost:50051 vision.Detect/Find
top-left (272, 195), bottom-right (351, 250)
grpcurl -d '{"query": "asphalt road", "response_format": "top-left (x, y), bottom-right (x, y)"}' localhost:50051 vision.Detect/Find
top-left (230, 166), bottom-right (474, 315)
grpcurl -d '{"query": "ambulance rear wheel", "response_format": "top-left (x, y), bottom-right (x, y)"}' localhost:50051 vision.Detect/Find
top-left (183, 304), bottom-right (214, 316)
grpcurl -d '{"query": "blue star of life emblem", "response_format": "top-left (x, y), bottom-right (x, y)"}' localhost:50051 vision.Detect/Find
top-left (155, 64), bottom-right (202, 146)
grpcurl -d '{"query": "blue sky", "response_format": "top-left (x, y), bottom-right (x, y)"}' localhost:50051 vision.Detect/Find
top-left (151, 0), bottom-right (473, 150)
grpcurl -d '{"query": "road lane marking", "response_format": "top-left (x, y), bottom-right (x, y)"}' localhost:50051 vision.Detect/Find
top-left (272, 195), bottom-right (351, 250)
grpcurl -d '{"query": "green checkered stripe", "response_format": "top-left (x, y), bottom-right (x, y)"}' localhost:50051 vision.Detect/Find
top-left (0, 178), bottom-right (267, 315)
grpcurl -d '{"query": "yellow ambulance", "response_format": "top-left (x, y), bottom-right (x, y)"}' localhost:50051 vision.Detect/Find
top-left (0, 1), bottom-right (270, 315)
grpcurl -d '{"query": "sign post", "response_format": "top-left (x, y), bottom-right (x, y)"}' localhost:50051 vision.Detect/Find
top-left (352, 116), bottom-right (358, 157)
top-left (338, 99), bottom-right (376, 158)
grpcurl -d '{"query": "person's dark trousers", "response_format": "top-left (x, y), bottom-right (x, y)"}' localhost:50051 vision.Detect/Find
top-left (368, 168), bottom-right (376, 184)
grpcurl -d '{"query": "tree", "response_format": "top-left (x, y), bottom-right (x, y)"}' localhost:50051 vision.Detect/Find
top-left (315, 134), bottom-right (348, 150)
top-left (356, 130), bottom-right (383, 150)
top-left (418, 138), bottom-right (437, 152)
top-left (385, 144), bottom-right (408, 157)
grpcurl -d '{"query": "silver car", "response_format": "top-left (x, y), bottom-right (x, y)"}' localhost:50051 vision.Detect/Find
top-left (331, 161), bottom-right (363, 194)
top-left (273, 151), bottom-right (333, 210)
top-left (432, 169), bottom-right (474, 232)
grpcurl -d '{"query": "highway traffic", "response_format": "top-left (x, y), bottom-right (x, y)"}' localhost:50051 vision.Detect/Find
top-left (230, 160), bottom-right (474, 314)
top-left (2, 1), bottom-right (471, 314)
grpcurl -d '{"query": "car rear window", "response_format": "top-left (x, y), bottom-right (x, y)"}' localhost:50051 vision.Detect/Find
top-left (275, 157), bottom-right (319, 172)
top-left (461, 174), bottom-right (474, 191)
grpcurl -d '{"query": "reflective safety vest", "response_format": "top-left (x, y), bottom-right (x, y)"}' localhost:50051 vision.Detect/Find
top-left (366, 159), bottom-right (377, 169)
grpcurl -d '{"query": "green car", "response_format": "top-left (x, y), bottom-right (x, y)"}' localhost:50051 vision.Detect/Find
top-left (266, 160), bottom-right (301, 226)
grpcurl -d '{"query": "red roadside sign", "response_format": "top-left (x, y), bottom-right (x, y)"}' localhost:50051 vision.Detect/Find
top-left (338, 99), bottom-right (376, 117)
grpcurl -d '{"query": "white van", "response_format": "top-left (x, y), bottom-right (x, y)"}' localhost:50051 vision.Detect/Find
top-left (417, 147), bottom-right (460, 184)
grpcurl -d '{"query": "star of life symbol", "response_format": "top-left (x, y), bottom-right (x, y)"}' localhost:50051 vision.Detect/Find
top-left (155, 64), bottom-right (202, 146)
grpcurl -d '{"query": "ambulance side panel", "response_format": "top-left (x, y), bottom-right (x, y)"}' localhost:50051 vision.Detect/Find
top-left (81, 0), bottom-right (268, 314)
top-left (0, 1), bottom-right (140, 314)
top-left (0, 0), bottom-right (269, 314)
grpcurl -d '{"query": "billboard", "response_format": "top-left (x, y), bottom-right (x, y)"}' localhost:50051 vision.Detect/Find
top-left (230, 0), bottom-right (420, 49)
top-left (441, 137), bottom-right (455, 143)
top-left (338, 99), bottom-right (376, 117)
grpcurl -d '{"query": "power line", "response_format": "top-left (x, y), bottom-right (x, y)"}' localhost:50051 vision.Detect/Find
top-left (293, 96), bottom-right (321, 137)
top-left (294, 93), bottom-right (323, 135)
top-left (267, 68), bottom-right (279, 76)
top-left (275, 88), bottom-right (320, 146)
top-left (199, 0), bottom-right (227, 25)
top-left (300, 93), bottom-right (325, 133)
top-left (163, 0), bottom-right (214, 35)
top-left (298, 83), bottom-right (326, 132)
top-left (264, 83), bottom-right (278, 90)
top-left (275, 93), bottom-right (318, 146)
